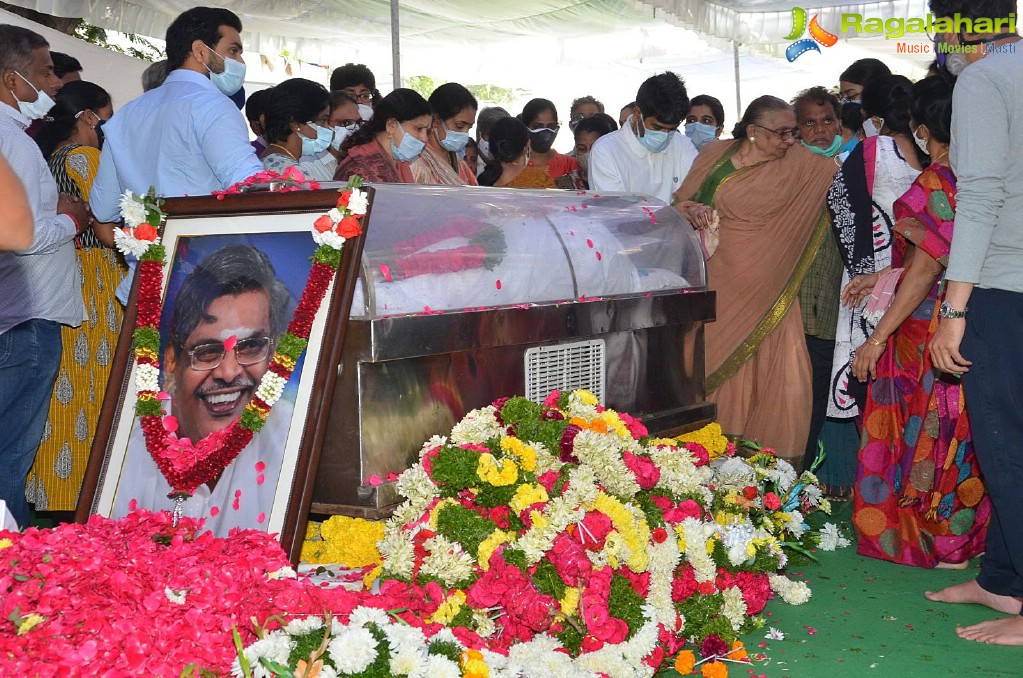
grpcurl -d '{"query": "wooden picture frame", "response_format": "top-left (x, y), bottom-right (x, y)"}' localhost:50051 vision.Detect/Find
top-left (76, 187), bottom-right (372, 563)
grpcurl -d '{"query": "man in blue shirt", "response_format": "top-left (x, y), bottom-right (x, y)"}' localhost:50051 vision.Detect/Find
top-left (91, 7), bottom-right (262, 226)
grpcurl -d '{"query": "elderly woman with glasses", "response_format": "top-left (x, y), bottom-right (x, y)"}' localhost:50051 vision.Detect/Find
top-left (672, 95), bottom-right (840, 469)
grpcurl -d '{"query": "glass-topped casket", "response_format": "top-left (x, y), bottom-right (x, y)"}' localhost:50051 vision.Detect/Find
top-left (313, 183), bottom-right (716, 516)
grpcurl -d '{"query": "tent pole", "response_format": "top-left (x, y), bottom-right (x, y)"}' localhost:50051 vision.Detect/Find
top-left (390, 0), bottom-right (401, 87)
top-left (733, 40), bottom-right (741, 119)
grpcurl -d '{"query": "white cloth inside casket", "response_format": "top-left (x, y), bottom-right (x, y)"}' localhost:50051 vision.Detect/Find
top-left (352, 213), bottom-right (690, 316)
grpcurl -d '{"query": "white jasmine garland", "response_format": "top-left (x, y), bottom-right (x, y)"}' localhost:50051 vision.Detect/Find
top-left (394, 462), bottom-right (438, 508)
top-left (722, 519), bottom-right (756, 567)
top-left (419, 535), bottom-right (476, 586)
top-left (450, 406), bottom-right (504, 444)
top-left (378, 529), bottom-right (415, 578)
top-left (645, 538), bottom-right (681, 626)
top-left (721, 586), bottom-right (748, 632)
top-left (135, 363), bottom-right (160, 393)
top-left (327, 626), bottom-right (378, 673)
top-left (649, 444), bottom-right (711, 495)
top-left (254, 371), bottom-right (287, 406)
top-left (680, 517), bottom-right (719, 582)
top-left (769, 574), bottom-right (812, 605)
top-left (573, 429), bottom-right (642, 497)
top-left (472, 610), bottom-right (497, 638)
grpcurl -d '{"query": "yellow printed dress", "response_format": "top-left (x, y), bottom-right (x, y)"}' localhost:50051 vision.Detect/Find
top-left (26, 144), bottom-right (127, 511)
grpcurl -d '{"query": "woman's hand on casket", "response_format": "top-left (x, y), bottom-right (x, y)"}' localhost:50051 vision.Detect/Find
top-left (676, 200), bottom-right (717, 231)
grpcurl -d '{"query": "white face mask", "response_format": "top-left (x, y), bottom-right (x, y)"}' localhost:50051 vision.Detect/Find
top-left (330, 123), bottom-right (360, 150)
top-left (945, 52), bottom-right (970, 76)
top-left (913, 126), bottom-right (929, 154)
top-left (358, 103), bottom-right (374, 121)
top-left (862, 116), bottom-right (884, 137)
top-left (478, 138), bottom-right (491, 161)
top-left (11, 71), bottom-right (55, 120)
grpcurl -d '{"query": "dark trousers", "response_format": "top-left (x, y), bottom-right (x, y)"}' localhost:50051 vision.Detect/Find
top-left (962, 288), bottom-right (1023, 605)
top-left (804, 335), bottom-right (835, 466)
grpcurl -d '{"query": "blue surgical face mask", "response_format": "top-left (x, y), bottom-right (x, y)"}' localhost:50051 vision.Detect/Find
top-left (391, 123), bottom-right (426, 162)
top-left (438, 121), bottom-right (470, 153)
top-left (839, 136), bottom-right (859, 157)
top-left (637, 120), bottom-right (673, 153)
top-left (801, 134), bottom-right (843, 157)
top-left (301, 122), bottom-right (333, 156)
top-left (205, 46), bottom-right (246, 97)
top-left (684, 121), bottom-right (719, 150)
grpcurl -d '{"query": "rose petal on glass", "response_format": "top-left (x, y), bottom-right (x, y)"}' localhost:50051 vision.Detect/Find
top-left (210, 506), bottom-right (220, 517)
top-left (256, 512), bottom-right (266, 523)
top-left (595, 252), bottom-right (602, 261)
top-left (496, 280), bottom-right (502, 290)
top-left (586, 239), bottom-right (594, 248)
top-left (162, 416), bottom-right (178, 433)
top-left (380, 264), bottom-right (392, 282)
top-left (255, 461), bottom-right (266, 472)
top-left (367, 474), bottom-right (383, 486)
top-left (256, 473), bottom-right (265, 486)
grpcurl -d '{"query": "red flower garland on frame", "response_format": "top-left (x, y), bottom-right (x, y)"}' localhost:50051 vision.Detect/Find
top-left (119, 179), bottom-right (368, 500)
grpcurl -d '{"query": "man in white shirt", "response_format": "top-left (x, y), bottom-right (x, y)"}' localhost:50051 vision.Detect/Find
top-left (0, 24), bottom-right (91, 527)
top-left (588, 72), bottom-right (698, 204)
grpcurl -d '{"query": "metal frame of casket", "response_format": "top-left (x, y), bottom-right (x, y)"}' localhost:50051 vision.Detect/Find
top-left (310, 184), bottom-right (716, 518)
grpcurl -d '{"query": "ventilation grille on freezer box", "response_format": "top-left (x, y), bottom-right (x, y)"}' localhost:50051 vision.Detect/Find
top-left (524, 339), bottom-right (606, 404)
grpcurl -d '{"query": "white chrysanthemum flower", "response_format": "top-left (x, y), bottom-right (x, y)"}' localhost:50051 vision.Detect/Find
top-left (349, 606), bottom-right (391, 628)
top-left (802, 483), bottom-right (823, 507)
top-left (722, 520), bottom-right (756, 567)
top-left (328, 207), bottom-right (344, 222)
top-left (327, 626), bottom-right (378, 673)
top-left (389, 646), bottom-right (425, 676)
top-left (135, 363), bottom-right (160, 393)
top-left (410, 654), bottom-right (461, 678)
top-left (765, 627), bottom-right (785, 640)
top-left (785, 510), bottom-right (807, 538)
top-left (283, 615), bottom-right (325, 636)
top-left (319, 667), bottom-right (339, 678)
top-left (767, 459), bottom-right (798, 493)
top-left (164, 587), bottom-right (186, 604)
top-left (312, 228), bottom-right (346, 250)
top-left (818, 522), bottom-right (851, 551)
top-left (113, 227), bottom-right (158, 258)
top-left (721, 586), bottom-right (748, 632)
top-left (231, 632), bottom-right (294, 678)
top-left (119, 191), bottom-right (148, 228)
top-left (347, 188), bottom-right (369, 215)
top-left (472, 610), bottom-right (497, 638)
top-left (769, 574), bottom-right (812, 605)
top-left (713, 457), bottom-right (758, 489)
top-left (427, 627), bottom-right (460, 646)
top-left (450, 406), bottom-right (504, 444)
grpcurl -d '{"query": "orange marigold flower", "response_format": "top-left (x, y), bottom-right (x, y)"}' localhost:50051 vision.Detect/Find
top-left (729, 640), bottom-right (748, 661)
top-left (701, 660), bottom-right (728, 678)
top-left (674, 650), bottom-right (696, 675)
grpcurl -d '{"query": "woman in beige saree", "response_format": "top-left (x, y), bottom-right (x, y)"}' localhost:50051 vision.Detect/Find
top-left (675, 96), bottom-right (838, 466)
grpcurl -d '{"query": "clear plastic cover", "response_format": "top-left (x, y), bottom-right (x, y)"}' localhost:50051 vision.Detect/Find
top-left (352, 184), bottom-right (706, 318)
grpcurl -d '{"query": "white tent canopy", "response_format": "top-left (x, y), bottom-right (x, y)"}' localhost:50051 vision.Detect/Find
top-left (4, 1), bottom-right (1016, 147)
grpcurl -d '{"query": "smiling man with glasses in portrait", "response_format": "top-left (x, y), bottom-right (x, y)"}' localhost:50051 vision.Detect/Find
top-left (113, 244), bottom-right (295, 536)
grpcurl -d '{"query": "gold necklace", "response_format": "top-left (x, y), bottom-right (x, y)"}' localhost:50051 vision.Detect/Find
top-left (268, 143), bottom-right (297, 161)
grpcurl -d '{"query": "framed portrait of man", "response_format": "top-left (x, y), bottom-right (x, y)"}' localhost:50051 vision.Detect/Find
top-left (77, 189), bottom-right (369, 562)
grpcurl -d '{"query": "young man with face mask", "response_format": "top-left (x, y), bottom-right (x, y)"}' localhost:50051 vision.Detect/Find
top-left (89, 6), bottom-right (263, 305)
top-left (91, 10), bottom-right (259, 222)
top-left (0, 24), bottom-right (92, 528)
top-left (926, 0), bottom-right (1023, 646)
top-left (587, 71), bottom-right (697, 205)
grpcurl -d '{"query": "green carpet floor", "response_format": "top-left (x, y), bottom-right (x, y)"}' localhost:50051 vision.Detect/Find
top-left (730, 500), bottom-right (1018, 677)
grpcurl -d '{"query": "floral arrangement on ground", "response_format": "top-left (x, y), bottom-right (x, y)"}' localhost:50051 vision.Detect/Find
top-left (0, 391), bottom-right (848, 677)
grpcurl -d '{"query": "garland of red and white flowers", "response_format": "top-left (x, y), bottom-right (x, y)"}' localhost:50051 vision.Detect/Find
top-left (114, 176), bottom-right (368, 503)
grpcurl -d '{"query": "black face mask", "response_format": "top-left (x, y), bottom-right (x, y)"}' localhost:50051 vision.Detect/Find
top-left (95, 119), bottom-right (105, 150)
top-left (528, 127), bottom-right (558, 153)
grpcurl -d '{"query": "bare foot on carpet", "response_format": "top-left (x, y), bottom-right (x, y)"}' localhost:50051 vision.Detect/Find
top-left (924, 579), bottom-right (1023, 615)
top-left (936, 561), bottom-right (970, 570)
top-left (957, 616), bottom-right (1023, 645)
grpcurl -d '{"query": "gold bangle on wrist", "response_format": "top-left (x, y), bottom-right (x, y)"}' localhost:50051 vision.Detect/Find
top-left (866, 336), bottom-right (883, 347)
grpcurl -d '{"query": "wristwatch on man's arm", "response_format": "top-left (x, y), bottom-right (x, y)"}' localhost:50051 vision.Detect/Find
top-left (938, 301), bottom-right (968, 319)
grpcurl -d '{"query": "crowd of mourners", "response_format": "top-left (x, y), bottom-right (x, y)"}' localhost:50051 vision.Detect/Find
top-left (3, 0), bottom-right (1023, 646)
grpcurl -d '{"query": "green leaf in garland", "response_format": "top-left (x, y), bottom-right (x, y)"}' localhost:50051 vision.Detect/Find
top-left (240, 409), bottom-right (267, 433)
top-left (312, 245), bottom-right (342, 270)
top-left (426, 639), bottom-right (463, 664)
top-left (275, 332), bottom-right (308, 362)
top-left (608, 574), bottom-right (646, 640)
top-left (346, 175), bottom-right (364, 189)
top-left (135, 398), bottom-right (163, 418)
top-left (133, 327), bottom-right (161, 352)
top-left (429, 446), bottom-right (484, 495)
top-left (499, 397), bottom-right (542, 426)
top-left (140, 244), bottom-right (166, 264)
top-left (435, 503), bottom-right (497, 560)
top-left (532, 560), bottom-right (567, 601)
